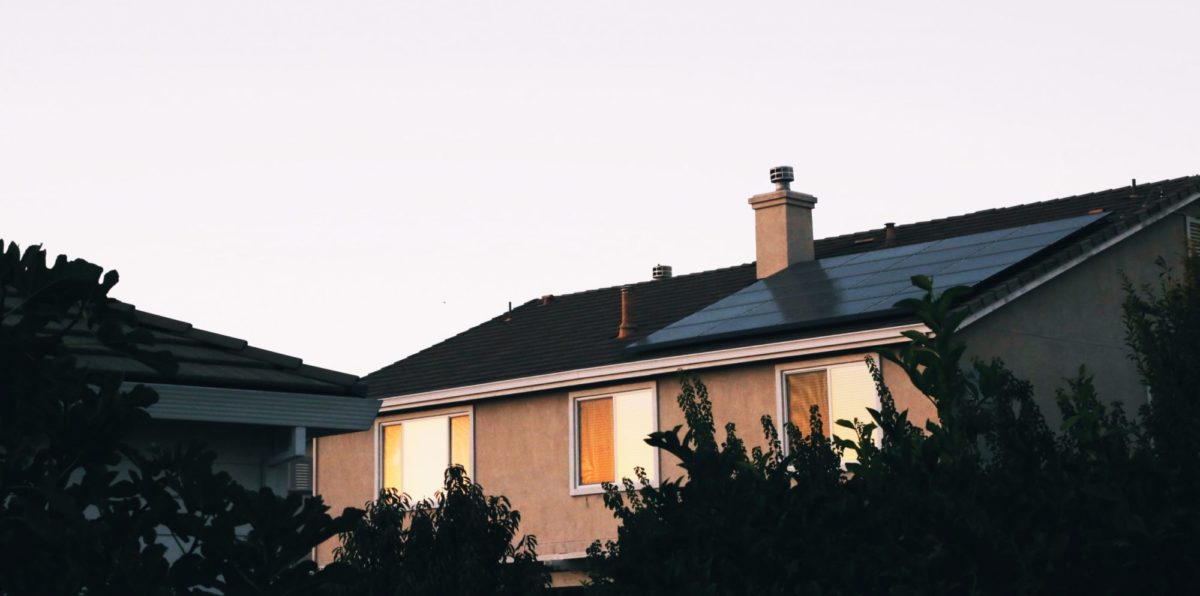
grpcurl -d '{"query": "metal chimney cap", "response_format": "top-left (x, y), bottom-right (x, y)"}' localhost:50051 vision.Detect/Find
top-left (652, 264), bottom-right (673, 280)
top-left (769, 166), bottom-right (794, 190)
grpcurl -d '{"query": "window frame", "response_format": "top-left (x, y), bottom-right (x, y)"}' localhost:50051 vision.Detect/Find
top-left (568, 381), bottom-right (659, 496)
top-left (1186, 215), bottom-right (1200, 256)
top-left (374, 405), bottom-right (475, 499)
top-left (774, 358), bottom-right (880, 456)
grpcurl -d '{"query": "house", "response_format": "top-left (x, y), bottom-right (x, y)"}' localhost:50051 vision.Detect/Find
top-left (315, 169), bottom-right (1200, 587)
top-left (67, 302), bottom-right (379, 557)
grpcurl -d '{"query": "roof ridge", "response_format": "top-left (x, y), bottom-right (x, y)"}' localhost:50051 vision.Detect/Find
top-left (363, 262), bottom-right (761, 381)
top-left (365, 310), bottom-right (517, 379)
top-left (516, 177), bottom-right (1200, 302)
top-left (815, 174), bottom-right (1200, 245)
top-left (534, 261), bottom-right (757, 301)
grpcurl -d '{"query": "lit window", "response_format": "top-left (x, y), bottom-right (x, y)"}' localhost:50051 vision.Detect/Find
top-left (381, 413), bottom-right (471, 501)
top-left (572, 388), bottom-right (656, 493)
top-left (782, 361), bottom-right (880, 460)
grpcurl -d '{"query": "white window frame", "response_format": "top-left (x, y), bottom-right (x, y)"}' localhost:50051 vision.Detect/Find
top-left (568, 381), bottom-right (659, 496)
top-left (1186, 215), bottom-right (1200, 256)
top-left (774, 358), bottom-right (880, 455)
top-left (374, 405), bottom-right (475, 498)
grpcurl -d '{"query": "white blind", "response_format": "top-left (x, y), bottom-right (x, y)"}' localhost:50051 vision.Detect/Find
top-left (829, 361), bottom-right (881, 462)
top-left (400, 416), bottom-right (450, 502)
top-left (612, 389), bottom-right (656, 484)
top-left (578, 398), bottom-right (615, 485)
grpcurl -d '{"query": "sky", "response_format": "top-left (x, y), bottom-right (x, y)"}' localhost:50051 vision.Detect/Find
top-left (2, 1), bottom-right (1198, 376)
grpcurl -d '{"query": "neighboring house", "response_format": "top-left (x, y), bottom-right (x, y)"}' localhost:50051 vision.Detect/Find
top-left (316, 169), bottom-right (1200, 587)
top-left (66, 302), bottom-right (379, 557)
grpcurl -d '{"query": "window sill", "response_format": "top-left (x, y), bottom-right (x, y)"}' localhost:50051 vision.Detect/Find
top-left (569, 484), bottom-right (608, 497)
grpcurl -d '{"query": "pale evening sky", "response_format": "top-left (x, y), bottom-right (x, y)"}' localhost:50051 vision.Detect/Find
top-left (2, 1), bottom-right (1197, 376)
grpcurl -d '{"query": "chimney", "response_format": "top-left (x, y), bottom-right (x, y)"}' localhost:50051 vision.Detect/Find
top-left (748, 166), bottom-right (818, 279)
top-left (617, 285), bottom-right (638, 339)
top-left (884, 222), bottom-right (896, 245)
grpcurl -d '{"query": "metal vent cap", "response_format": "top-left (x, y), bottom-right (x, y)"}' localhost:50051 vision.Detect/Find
top-left (652, 264), bottom-right (673, 280)
top-left (769, 166), bottom-right (794, 190)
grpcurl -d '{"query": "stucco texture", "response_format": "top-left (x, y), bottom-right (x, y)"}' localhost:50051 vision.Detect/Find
top-left (313, 348), bottom-right (933, 565)
top-left (960, 207), bottom-right (1196, 420)
top-left (313, 426), bottom-right (375, 564)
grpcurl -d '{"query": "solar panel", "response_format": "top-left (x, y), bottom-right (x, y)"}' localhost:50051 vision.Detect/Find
top-left (632, 212), bottom-right (1106, 351)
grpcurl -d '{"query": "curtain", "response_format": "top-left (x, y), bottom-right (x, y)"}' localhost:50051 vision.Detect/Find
top-left (787, 371), bottom-right (829, 437)
top-left (450, 415), bottom-right (472, 478)
top-left (578, 398), bottom-right (615, 485)
top-left (382, 423), bottom-right (403, 491)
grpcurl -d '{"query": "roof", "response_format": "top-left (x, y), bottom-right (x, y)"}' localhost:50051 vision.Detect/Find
top-left (66, 302), bottom-right (365, 397)
top-left (635, 213), bottom-right (1107, 351)
top-left (364, 175), bottom-right (1200, 398)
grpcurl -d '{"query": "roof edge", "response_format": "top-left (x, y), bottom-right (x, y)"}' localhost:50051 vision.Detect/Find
top-left (377, 322), bottom-right (927, 411)
top-left (960, 190), bottom-right (1200, 327)
top-left (115, 301), bottom-right (362, 393)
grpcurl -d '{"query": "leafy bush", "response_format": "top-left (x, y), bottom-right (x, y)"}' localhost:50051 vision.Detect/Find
top-left (587, 272), bottom-right (1200, 594)
top-left (1123, 256), bottom-right (1200, 474)
top-left (0, 240), bottom-right (354, 594)
top-left (334, 465), bottom-right (548, 596)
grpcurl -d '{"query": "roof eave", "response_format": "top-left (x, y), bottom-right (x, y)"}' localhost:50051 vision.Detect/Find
top-left (376, 322), bottom-right (928, 412)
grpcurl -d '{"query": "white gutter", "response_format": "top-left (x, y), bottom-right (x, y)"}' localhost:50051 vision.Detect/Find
top-left (961, 191), bottom-right (1200, 328)
top-left (378, 322), bottom-right (927, 411)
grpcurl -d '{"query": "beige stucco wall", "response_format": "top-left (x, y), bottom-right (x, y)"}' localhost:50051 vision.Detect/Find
top-left (960, 206), bottom-right (1197, 420)
top-left (313, 348), bottom-right (933, 566)
top-left (314, 426), bottom-right (374, 563)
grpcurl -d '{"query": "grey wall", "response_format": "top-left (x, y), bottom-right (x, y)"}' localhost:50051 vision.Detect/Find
top-left (961, 204), bottom-right (1198, 420)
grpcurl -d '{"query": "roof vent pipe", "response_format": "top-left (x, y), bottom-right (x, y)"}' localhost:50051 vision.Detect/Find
top-left (652, 264), bottom-right (673, 280)
top-left (617, 286), bottom-right (638, 339)
top-left (884, 222), bottom-right (896, 245)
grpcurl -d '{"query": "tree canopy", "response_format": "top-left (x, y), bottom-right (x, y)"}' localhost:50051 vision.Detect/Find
top-left (587, 267), bottom-right (1200, 594)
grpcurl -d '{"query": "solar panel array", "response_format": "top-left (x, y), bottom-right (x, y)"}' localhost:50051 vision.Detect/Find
top-left (633, 212), bottom-right (1106, 350)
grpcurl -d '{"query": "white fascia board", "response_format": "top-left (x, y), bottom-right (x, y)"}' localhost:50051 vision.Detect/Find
top-left (378, 323), bottom-right (927, 412)
top-left (961, 191), bottom-right (1200, 328)
top-left (138, 383), bottom-right (380, 431)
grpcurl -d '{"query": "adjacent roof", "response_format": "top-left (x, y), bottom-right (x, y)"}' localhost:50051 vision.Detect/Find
top-left (365, 176), bottom-right (1200, 398)
top-left (66, 303), bottom-right (365, 397)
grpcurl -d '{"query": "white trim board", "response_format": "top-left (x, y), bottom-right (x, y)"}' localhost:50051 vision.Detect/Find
top-left (378, 323), bottom-right (927, 412)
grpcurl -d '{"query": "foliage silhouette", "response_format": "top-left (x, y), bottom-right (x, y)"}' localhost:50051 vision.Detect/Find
top-left (0, 240), bottom-right (355, 594)
top-left (587, 269), bottom-right (1200, 594)
top-left (334, 465), bottom-right (548, 596)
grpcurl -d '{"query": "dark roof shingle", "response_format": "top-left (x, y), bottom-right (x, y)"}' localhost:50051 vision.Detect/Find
top-left (65, 303), bottom-right (365, 397)
top-left (364, 176), bottom-right (1200, 398)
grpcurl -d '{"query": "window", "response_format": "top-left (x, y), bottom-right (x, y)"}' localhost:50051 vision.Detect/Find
top-left (779, 360), bottom-right (880, 461)
top-left (1187, 216), bottom-right (1200, 256)
top-left (380, 411), bottom-right (472, 502)
top-left (570, 386), bottom-right (657, 494)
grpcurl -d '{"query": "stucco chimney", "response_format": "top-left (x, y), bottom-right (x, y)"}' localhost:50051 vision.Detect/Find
top-left (748, 166), bottom-right (818, 279)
